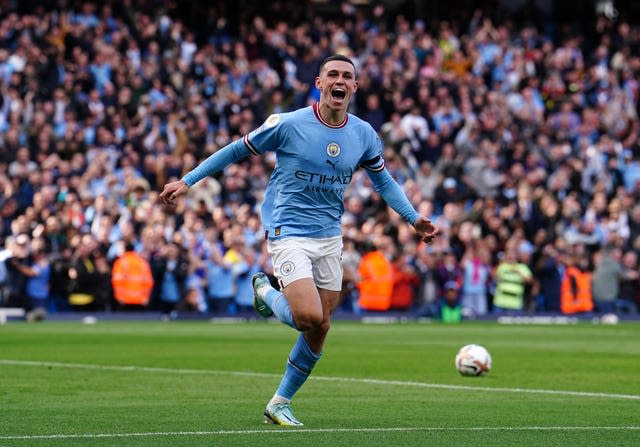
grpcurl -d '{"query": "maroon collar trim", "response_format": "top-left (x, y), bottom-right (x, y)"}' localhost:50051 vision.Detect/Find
top-left (312, 103), bottom-right (348, 128)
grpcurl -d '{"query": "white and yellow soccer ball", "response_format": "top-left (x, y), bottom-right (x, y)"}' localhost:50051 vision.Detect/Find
top-left (455, 344), bottom-right (492, 376)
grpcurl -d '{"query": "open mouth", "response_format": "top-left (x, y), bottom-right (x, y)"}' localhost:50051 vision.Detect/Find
top-left (331, 88), bottom-right (346, 100)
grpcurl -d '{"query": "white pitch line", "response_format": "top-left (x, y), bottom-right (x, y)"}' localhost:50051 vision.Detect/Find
top-left (1, 426), bottom-right (639, 441)
top-left (311, 376), bottom-right (640, 401)
top-left (1, 359), bottom-right (639, 401)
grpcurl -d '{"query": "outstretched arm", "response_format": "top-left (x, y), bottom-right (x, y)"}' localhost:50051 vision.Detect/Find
top-left (366, 167), bottom-right (439, 244)
top-left (159, 139), bottom-right (251, 205)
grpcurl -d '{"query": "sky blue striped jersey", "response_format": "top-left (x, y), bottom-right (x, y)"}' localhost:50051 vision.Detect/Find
top-left (182, 103), bottom-right (420, 240)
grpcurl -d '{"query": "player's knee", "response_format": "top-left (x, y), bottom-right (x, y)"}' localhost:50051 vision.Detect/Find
top-left (319, 319), bottom-right (331, 335)
top-left (294, 312), bottom-right (324, 332)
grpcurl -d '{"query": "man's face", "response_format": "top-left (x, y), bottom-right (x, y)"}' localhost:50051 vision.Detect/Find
top-left (316, 60), bottom-right (358, 111)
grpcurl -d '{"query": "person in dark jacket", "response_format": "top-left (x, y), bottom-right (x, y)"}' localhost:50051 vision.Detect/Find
top-left (534, 243), bottom-right (564, 312)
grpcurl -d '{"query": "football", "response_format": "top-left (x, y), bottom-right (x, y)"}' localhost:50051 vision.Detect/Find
top-left (455, 344), bottom-right (492, 376)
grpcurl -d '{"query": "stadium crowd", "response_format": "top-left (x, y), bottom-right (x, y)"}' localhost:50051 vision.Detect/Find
top-left (1, 1), bottom-right (639, 320)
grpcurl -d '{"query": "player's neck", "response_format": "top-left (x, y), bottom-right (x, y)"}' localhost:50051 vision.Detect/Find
top-left (317, 103), bottom-right (347, 126)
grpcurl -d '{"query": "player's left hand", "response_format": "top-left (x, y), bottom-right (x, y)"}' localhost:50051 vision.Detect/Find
top-left (414, 216), bottom-right (439, 245)
top-left (159, 179), bottom-right (189, 206)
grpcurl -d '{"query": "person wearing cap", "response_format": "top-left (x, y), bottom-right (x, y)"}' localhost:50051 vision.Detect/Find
top-left (434, 176), bottom-right (467, 213)
top-left (443, 177), bottom-right (457, 189)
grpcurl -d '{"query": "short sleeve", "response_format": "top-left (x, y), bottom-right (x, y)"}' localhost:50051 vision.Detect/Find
top-left (244, 114), bottom-right (284, 156)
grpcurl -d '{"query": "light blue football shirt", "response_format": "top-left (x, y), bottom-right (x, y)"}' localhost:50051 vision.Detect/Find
top-left (182, 104), bottom-right (420, 241)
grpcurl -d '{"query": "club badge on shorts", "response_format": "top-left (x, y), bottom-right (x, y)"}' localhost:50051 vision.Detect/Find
top-left (280, 261), bottom-right (295, 276)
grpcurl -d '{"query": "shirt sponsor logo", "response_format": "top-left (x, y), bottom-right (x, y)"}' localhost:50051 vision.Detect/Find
top-left (294, 171), bottom-right (352, 184)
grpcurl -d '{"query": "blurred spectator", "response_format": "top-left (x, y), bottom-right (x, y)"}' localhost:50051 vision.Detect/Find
top-left (47, 247), bottom-right (73, 312)
top-left (0, 240), bottom-right (8, 302)
top-left (591, 245), bottom-right (623, 314)
top-left (517, 239), bottom-right (537, 311)
top-left (205, 245), bottom-right (235, 315)
top-left (9, 147), bottom-right (38, 180)
top-left (460, 241), bottom-right (491, 318)
top-left (591, 245), bottom-right (637, 315)
top-left (534, 242), bottom-right (565, 312)
top-left (414, 246), bottom-right (440, 317)
top-left (181, 266), bottom-right (208, 314)
top-left (357, 241), bottom-right (393, 312)
top-left (22, 243), bottom-right (51, 312)
top-left (618, 250), bottom-right (639, 314)
top-left (2, 234), bottom-right (31, 309)
top-left (413, 161), bottom-right (439, 201)
top-left (111, 242), bottom-right (154, 309)
top-left (492, 246), bottom-right (533, 313)
top-left (361, 93), bottom-right (386, 131)
top-left (436, 249), bottom-right (463, 290)
top-left (67, 234), bottom-right (107, 310)
top-left (390, 252), bottom-right (420, 311)
top-left (560, 252), bottom-right (594, 315)
top-left (380, 112), bottom-right (408, 153)
top-left (232, 244), bottom-right (263, 314)
top-left (440, 280), bottom-right (462, 323)
top-left (340, 237), bottom-right (361, 313)
top-left (152, 242), bottom-right (189, 318)
top-left (400, 105), bottom-right (429, 155)
top-left (0, 1), bottom-right (639, 319)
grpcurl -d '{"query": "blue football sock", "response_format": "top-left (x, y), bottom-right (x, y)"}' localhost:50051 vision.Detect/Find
top-left (276, 334), bottom-right (322, 401)
top-left (264, 288), bottom-right (297, 329)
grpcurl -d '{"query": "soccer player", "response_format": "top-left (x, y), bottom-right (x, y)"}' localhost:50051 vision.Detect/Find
top-left (159, 54), bottom-right (438, 426)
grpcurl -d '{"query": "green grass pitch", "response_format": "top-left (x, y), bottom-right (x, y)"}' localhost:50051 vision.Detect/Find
top-left (1, 319), bottom-right (639, 446)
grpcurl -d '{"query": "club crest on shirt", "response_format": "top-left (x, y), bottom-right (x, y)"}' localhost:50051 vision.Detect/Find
top-left (326, 142), bottom-right (341, 158)
top-left (280, 261), bottom-right (295, 276)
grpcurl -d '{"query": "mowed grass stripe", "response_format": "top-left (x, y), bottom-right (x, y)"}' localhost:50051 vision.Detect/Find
top-left (1, 359), bottom-right (638, 401)
top-left (2, 426), bottom-right (640, 441)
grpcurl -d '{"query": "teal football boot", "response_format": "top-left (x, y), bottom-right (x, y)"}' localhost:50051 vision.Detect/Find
top-left (252, 272), bottom-right (274, 318)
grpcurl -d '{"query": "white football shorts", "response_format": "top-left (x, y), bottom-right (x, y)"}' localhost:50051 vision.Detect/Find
top-left (268, 236), bottom-right (343, 291)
